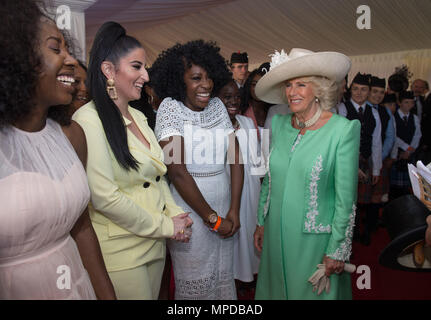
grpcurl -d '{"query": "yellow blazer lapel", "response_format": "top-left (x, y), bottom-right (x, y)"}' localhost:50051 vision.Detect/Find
top-left (125, 107), bottom-right (166, 169)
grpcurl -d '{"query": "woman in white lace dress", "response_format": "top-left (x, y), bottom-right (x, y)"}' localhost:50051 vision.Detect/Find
top-left (0, 0), bottom-right (115, 299)
top-left (152, 40), bottom-right (244, 300)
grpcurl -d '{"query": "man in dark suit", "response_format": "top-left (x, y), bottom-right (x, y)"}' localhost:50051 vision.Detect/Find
top-left (411, 79), bottom-right (427, 121)
top-left (412, 79), bottom-right (431, 164)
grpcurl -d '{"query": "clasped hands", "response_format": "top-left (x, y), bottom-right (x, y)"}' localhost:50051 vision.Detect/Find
top-left (171, 212), bottom-right (193, 242)
top-left (358, 169), bottom-right (379, 185)
top-left (204, 209), bottom-right (240, 239)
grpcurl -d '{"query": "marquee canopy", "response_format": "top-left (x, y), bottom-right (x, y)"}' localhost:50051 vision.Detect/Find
top-left (53, 0), bottom-right (431, 83)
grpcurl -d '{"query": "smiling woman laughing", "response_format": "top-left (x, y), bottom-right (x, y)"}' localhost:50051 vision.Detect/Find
top-left (152, 40), bottom-right (244, 300)
top-left (72, 21), bottom-right (193, 300)
top-left (0, 0), bottom-right (115, 299)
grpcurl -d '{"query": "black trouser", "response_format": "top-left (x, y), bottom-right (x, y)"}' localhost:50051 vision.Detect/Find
top-left (355, 203), bottom-right (380, 241)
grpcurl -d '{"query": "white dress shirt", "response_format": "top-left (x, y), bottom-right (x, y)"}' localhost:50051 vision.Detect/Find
top-left (234, 80), bottom-right (243, 89)
top-left (390, 111), bottom-right (399, 160)
top-left (338, 99), bottom-right (382, 176)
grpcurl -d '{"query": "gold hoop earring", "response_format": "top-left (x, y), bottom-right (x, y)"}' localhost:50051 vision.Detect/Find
top-left (106, 78), bottom-right (118, 100)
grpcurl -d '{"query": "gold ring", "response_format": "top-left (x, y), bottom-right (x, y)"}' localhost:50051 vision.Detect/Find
top-left (180, 229), bottom-right (184, 234)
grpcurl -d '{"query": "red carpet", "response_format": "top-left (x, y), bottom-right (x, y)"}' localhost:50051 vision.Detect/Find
top-left (236, 226), bottom-right (431, 300)
top-left (170, 227), bottom-right (431, 300)
top-left (350, 227), bottom-right (431, 300)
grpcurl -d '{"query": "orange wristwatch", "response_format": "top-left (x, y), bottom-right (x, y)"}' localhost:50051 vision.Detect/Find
top-left (212, 216), bottom-right (222, 232)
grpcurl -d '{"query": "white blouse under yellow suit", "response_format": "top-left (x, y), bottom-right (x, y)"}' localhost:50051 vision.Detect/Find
top-left (73, 101), bottom-right (183, 299)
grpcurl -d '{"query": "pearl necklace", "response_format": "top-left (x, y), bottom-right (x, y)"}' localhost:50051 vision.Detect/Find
top-left (295, 107), bottom-right (322, 129)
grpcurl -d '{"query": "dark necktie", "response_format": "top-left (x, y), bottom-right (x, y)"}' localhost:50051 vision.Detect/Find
top-left (358, 106), bottom-right (364, 122)
top-left (403, 115), bottom-right (408, 125)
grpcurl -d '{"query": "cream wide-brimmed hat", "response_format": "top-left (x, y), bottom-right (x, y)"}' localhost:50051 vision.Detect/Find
top-left (255, 48), bottom-right (351, 104)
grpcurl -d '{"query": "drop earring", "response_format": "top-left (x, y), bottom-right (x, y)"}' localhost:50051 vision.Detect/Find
top-left (106, 78), bottom-right (118, 100)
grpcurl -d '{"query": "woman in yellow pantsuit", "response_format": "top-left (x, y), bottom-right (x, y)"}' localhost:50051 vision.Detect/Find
top-left (73, 22), bottom-right (192, 299)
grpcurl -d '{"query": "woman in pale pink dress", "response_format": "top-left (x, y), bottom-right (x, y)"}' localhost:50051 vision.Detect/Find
top-left (0, 0), bottom-right (115, 299)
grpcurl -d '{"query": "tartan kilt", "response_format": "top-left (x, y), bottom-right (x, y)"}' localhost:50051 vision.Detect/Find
top-left (358, 179), bottom-right (374, 204)
top-left (370, 163), bottom-right (391, 203)
top-left (357, 157), bottom-right (373, 204)
top-left (390, 160), bottom-right (411, 188)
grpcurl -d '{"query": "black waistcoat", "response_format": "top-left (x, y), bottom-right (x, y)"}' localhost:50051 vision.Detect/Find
top-left (376, 105), bottom-right (390, 144)
top-left (344, 100), bottom-right (376, 159)
top-left (394, 111), bottom-right (415, 145)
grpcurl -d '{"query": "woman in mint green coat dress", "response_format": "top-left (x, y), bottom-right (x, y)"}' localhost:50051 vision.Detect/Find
top-left (253, 49), bottom-right (360, 300)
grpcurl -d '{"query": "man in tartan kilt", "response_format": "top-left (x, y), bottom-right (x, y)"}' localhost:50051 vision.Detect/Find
top-left (390, 91), bottom-right (422, 200)
top-left (366, 77), bottom-right (396, 242)
top-left (338, 73), bottom-right (383, 245)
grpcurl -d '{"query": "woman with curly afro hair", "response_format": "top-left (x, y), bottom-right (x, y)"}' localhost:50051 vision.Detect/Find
top-left (0, 0), bottom-right (115, 299)
top-left (153, 40), bottom-right (244, 299)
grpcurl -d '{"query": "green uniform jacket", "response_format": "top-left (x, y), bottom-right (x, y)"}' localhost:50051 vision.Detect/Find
top-left (256, 113), bottom-right (360, 300)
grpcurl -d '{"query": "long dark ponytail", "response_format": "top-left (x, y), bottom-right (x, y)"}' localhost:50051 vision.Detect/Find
top-left (87, 21), bottom-right (142, 171)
